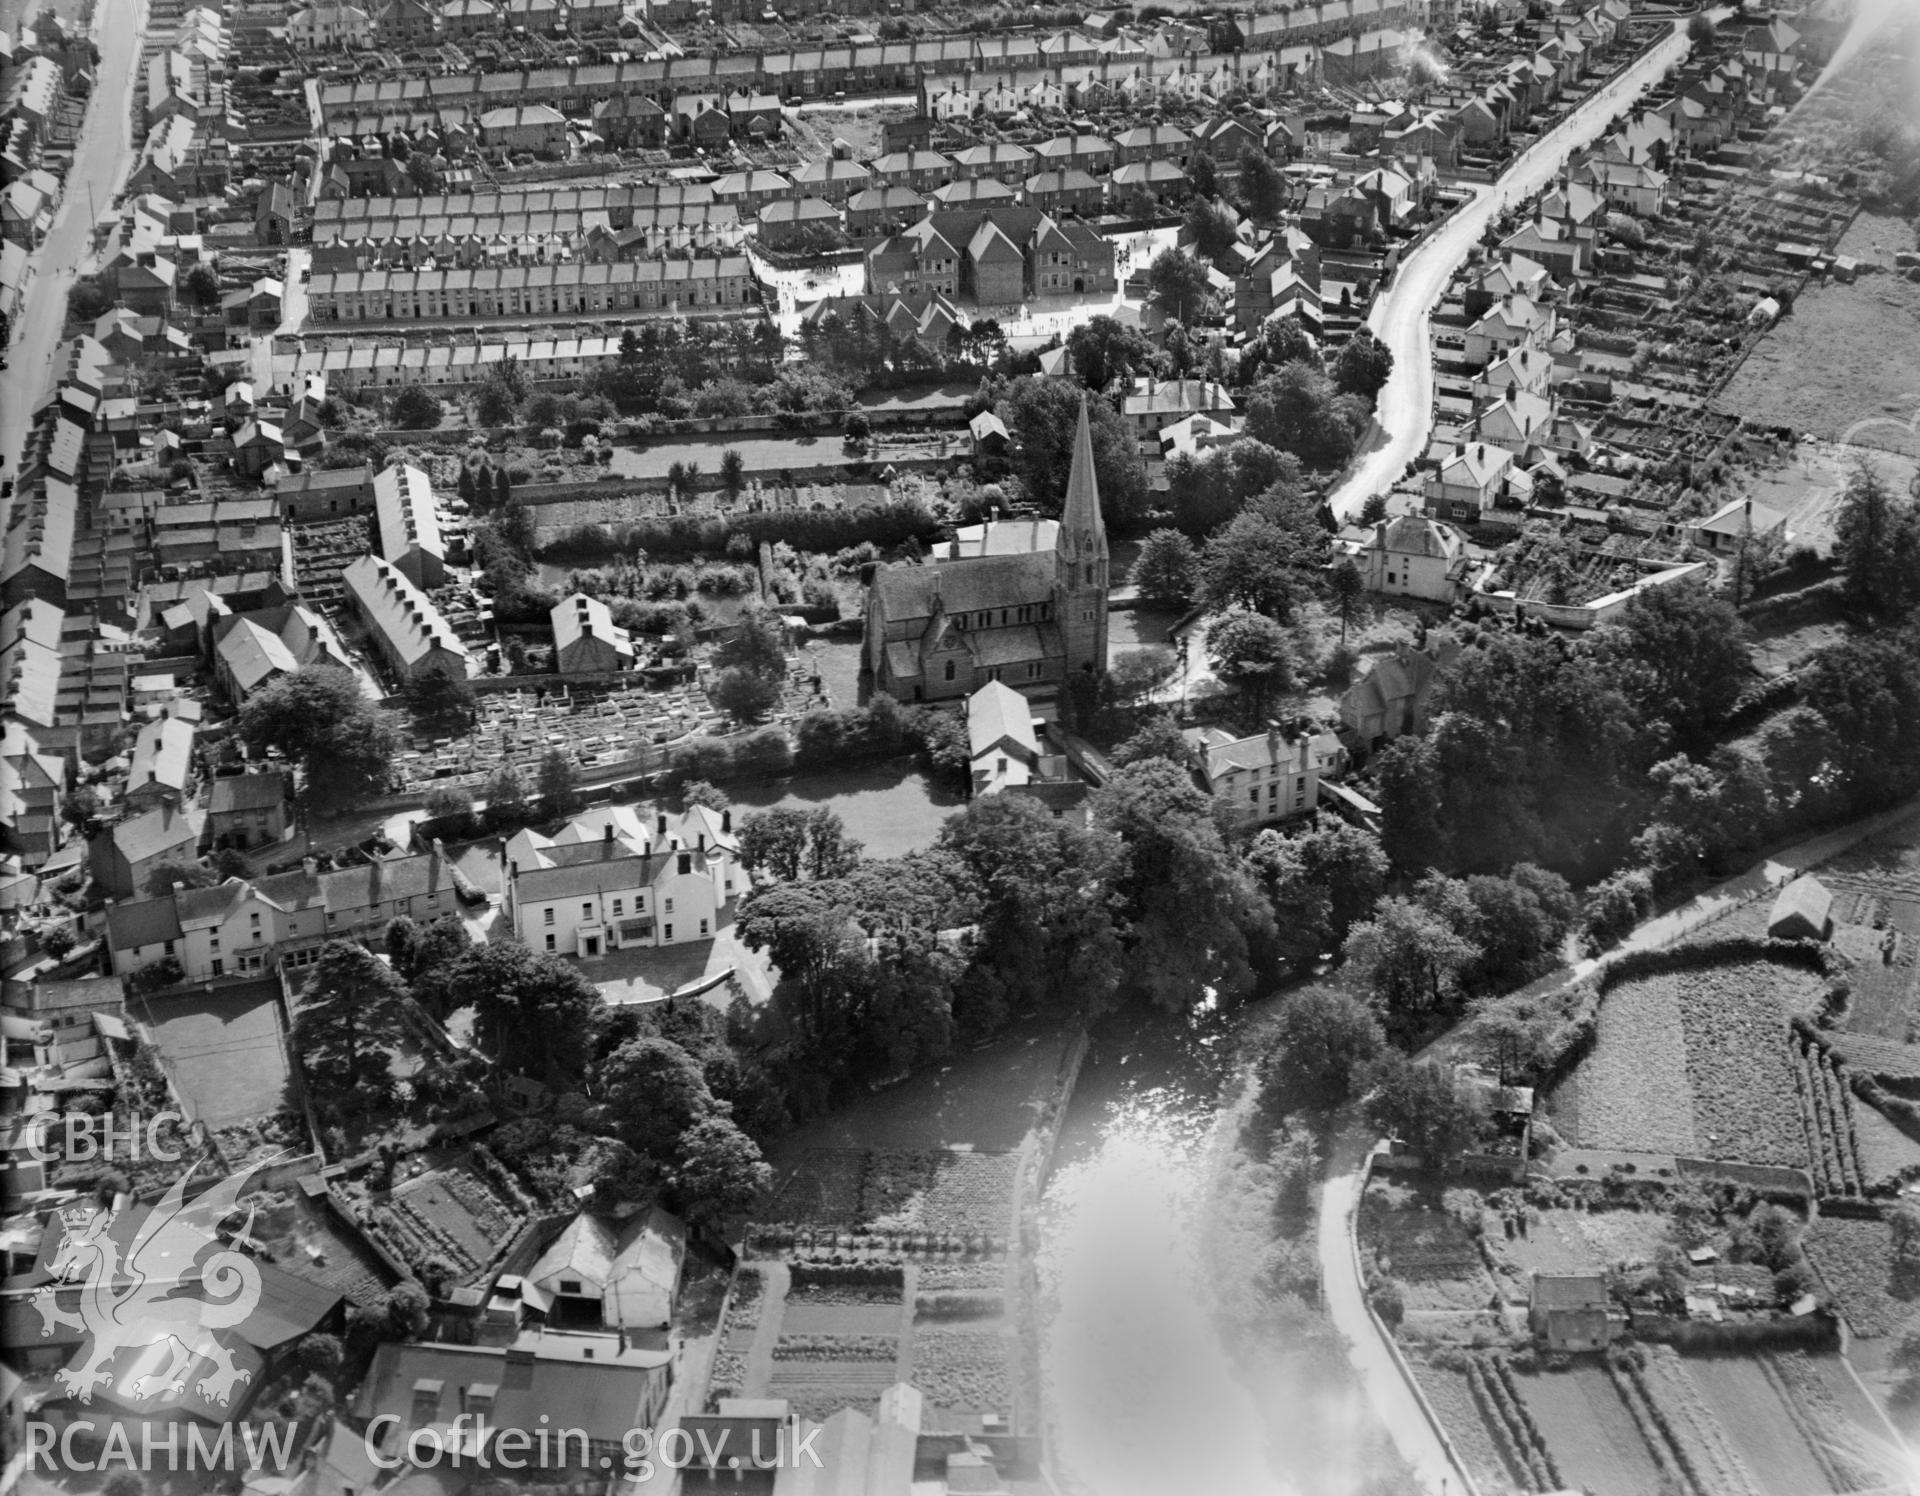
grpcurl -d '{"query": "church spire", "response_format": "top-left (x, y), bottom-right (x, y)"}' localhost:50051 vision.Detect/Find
top-left (1061, 393), bottom-right (1108, 564)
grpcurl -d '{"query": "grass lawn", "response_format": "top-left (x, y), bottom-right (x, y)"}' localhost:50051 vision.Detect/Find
top-left (144, 982), bottom-right (290, 1128)
top-left (1715, 269), bottom-right (1920, 458)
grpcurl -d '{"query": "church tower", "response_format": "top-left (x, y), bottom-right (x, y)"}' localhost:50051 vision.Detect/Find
top-left (1055, 395), bottom-right (1109, 679)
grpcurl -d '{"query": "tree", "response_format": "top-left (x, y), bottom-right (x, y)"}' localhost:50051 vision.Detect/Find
top-left (597, 1035), bottom-right (720, 1162)
top-left (1246, 361), bottom-right (1363, 467)
top-left (738, 807), bottom-right (812, 882)
top-left (1092, 759), bottom-right (1276, 1013)
top-left (939, 794), bottom-right (1121, 1028)
top-left (407, 153), bottom-right (444, 193)
top-left (1200, 509), bottom-right (1316, 619)
top-left (237, 667), bottom-right (402, 816)
top-left (713, 608), bottom-right (787, 680)
top-left (184, 263), bottom-right (222, 309)
top-left (1246, 814), bottom-right (1388, 967)
top-left (1147, 247), bottom-right (1216, 324)
top-left (1206, 610), bottom-right (1297, 726)
top-left (61, 785), bottom-right (103, 837)
top-left (1237, 315), bottom-right (1320, 386)
top-left (720, 448), bottom-right (746, 501)
top-left (1797, 629), bottom-right (1920, 808)
top-left (484, 762), bottom-right (530, 825)
top-left (997, 375), bottom-right (1147, 526)
top-left (394, 917), bottom-right (475, 1018)
top-left (1258, 985), bottom-right (1385, 1117)
top-left (144, 859), bottom-right (214, 897)
top-left (1130, 528), bottom-right (1201, 609)
top-left (1064, 315), bottom-right (1161, 395)
top-left (1365, 1053), bottom-right (1482, 1165)
top-left (1188, 150), bottom-right (1219, 199)
top-left (1162, 439), bottom-right (1306, 536)
top-left (682, 780), bottom-right (730, 812)
top-left (384, 1281), bottom-right (430, 1338)
top-left (1833, 460), bottom-right (1920, 617)
top-left (1343, 897), bottom-right (1479, 1035)
top-left (1238, 145), bottom-right (1285, 220)
top-left (441, 941), bottom-right (603, 1083)
top-left (390, 387), bottom-right (444, 430)
top-left (672, 1115), bottom-right (772, 1229)
top-left (536, 747), bottom-right (581, 816)
top-left (710, 667), bottom-right (782, 725)
top-left (1330, 330), bottom-right (1394, 402)
top-left (1593, 579), bottom-right (1749, 751)
top-left (1184, 198), bottom-right (1240, 268)
top-left (475, 378), bottom-right (518, 427)
top-left (1327, 559), bottom-right (1365, 642)
top-left (403, 670), bottom-right (473, 725)
top-left (1112, 714), bottom-right (1191, 766)
top-left (803, 807), bottom-right (862, 881)
top-left (292, 941), bottom-right (411, 1102)
top-left (1107, 647), bottom-right (1177, 708)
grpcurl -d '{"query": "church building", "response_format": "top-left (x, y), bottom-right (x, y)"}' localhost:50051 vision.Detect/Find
top-left (864, 397), bottom-right (1109, 704)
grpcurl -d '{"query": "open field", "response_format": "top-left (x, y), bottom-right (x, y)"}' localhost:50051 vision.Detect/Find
top-left (1716, 269), bottom-right (1920, 458)
top-left (1740, 443), bottom-right (1919, 561)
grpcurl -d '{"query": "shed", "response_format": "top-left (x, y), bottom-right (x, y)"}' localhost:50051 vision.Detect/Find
top-left (1768, 874), bottom-right (1832, 941)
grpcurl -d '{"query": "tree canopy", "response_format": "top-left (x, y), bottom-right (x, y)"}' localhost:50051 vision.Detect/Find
top-left (237, 667), bottom-right (402, 813)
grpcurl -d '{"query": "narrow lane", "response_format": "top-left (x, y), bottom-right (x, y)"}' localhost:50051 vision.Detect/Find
top-left (0, 0), bottom-right (148, 485)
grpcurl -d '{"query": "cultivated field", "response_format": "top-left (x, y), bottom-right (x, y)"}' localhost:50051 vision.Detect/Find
top-left (1513, 1363), bottom-right (1667, 1496)
top-left (1804, 1212), bottom-right (1920, 1340)
top-left (1558, 960), bottom-right (1826, 1167)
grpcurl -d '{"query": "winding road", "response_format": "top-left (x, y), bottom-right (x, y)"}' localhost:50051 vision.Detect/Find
top-left (0, 0), bottom-right (148, 487)
top-left (1325, 13), bottom-right (1715, 522)
top-left (1310, 18), bottom-right (1715, 1496)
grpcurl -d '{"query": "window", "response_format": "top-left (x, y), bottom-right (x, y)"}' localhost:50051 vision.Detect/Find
top-left (545, 933), bottom-right (556, 952)
top-left (612, 898), bottom-right (624, 916)
top-left (1026, 661), bottom-right (1042, 680)
top-left (544, 907), bottom-right (555, 925)
top-left (211, 959), bottom-right (225, 977)
top-left (582, 902), bottom-right (593, 920)
top-left (163, 940), bottom-right (175, 957)
top-left (665, 898), bottom-right (674, 914)
top-left (560, 1279), bottom-right (582, 1294)
top-left (1248, 789), bottom-right (1259, 803)
top-left (944, 660), bottom-right (956, 682)
top-left (700, 919), bottom-right (709, 936)
top-left (210, 933), bottom-right (220, 950)
top-left (664, 924), bottom-right (673, 941)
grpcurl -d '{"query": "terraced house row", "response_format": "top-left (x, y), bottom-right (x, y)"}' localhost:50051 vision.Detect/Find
top-left (309, 12), bottom-right (1417, 130)
top-left (304, 256), bottom-right (757, 324)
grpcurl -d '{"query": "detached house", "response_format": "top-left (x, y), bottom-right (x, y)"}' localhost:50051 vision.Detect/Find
top-left (1357, 515), bottom-right (1467, 603)
top-left (1425, 440), bottom-right (1530, 519)
top-left (1184, 720), bottom-right (1342, 829)
top-left (125, 714), bottom-right (195, 813)
top-left (1340, 637), bottom-right (1458, 749)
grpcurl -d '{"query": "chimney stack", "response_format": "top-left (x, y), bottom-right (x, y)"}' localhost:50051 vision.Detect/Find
top-left (604, 822), bottom-right (614, 842)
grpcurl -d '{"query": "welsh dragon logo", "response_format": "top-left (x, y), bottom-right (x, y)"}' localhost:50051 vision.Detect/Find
top-left (32, 1162), bottom-right (267, 1409)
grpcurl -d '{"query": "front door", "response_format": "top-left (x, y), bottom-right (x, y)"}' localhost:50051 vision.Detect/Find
top-left (585, 936), bottom-right (600, 957)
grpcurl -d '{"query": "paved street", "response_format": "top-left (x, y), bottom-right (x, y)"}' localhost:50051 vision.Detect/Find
top-left (0, 0), bottom-right (148, 491)
top-left (1324, 14), bottom-right (1711, 522)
